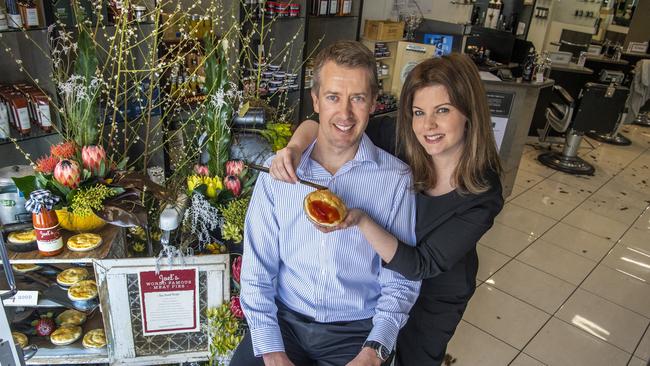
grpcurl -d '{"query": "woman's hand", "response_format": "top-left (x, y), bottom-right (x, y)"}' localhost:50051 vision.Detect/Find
top-left (313, 209), bottom-right (367, 233)
top-left (270, 145), bottom-right (301, 184)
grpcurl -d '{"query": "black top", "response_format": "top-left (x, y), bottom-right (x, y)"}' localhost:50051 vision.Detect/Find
top-left (311, 115), bottom-right (504, 298)
top-left (384, 171), bottom-right (503, 299)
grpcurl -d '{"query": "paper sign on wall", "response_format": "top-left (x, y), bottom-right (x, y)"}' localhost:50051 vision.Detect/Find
top-left (139, 269), bottom-right (200, 336)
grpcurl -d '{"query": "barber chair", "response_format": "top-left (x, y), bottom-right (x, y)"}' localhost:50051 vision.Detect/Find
top-left (585, 70), bottom-right (632, 145)
top-left (538, 83), bottom-right (628, 175)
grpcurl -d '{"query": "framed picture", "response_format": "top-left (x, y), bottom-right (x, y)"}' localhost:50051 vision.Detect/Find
top-left (94, 255), bottom-right (230, 365)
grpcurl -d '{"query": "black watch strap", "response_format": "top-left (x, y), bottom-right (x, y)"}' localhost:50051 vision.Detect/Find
top-left (363, 340), bottom-right (390, 361)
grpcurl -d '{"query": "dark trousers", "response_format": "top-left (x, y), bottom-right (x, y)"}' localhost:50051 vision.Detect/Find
top-left (230, 303), bottom-right (373, 366)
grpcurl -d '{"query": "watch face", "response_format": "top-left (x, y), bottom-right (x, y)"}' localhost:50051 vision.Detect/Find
top-left (377, 345), bottom-right (390, 361)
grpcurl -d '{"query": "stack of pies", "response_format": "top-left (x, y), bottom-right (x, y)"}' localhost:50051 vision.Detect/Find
top-left (82, 328), bottom-right (107, 349)
top-left (12, 332), bottom-right (28, 348)
top-left (56, 267), bottom-right (90, 287)
top-left (303, 189), bottom-right (348, 227)
top-left (11, 264), bottom-right (41, 273)
top-left (67, 233), bottom-right (103, 252)
top-left (68, 280), bottom-right (98, 302)
top-left (50, 325), bottom-right (82, 346)
top-left (8, 229), bottom-right (36, 245)
top-left (56, 309), bottom-right (87, 326)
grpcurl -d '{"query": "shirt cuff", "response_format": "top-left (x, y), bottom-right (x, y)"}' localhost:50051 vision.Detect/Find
top-left (250, 326), bottom-right (285, 357)
top-left (366, 317), bottom-right (400, 352)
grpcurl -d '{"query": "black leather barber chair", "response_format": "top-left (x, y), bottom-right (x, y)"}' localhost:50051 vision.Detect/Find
top-left (585, 70), bottom-right (632, 145)
top-left (538, 83), bottom-right (628, 175)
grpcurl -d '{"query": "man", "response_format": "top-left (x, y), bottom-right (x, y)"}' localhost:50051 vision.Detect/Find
top-left (231, 41), bottom-right (420, 366)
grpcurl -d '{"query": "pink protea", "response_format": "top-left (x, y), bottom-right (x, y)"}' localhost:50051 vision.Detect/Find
top-left (230, 296), bottom-right (244, 319)
top-left (225, 160), bottom-right (245, 177)
top-left (224, 175), bottom-right (241, 196)
top-left (232, 255), bottom-right (242, 284)
top-left (81, 145), bottom-right (107, 176)
top-left (193, 164), bottom-right (209, 176)
top-left (53, 159), bottom-right (81, 189)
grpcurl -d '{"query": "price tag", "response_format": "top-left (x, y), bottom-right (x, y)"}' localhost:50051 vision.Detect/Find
top-left (1, 290), bottom-right (39, 307)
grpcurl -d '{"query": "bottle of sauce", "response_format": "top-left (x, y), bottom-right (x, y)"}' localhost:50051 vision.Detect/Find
top-left (25, 189), bottom-right (63, 256)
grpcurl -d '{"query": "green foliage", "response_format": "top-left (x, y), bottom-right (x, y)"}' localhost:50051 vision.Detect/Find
top-left (219, 196), bottom-right (250, 233)
top-left (202, 36), bottom-right (234, 178)
top-left (207, 303), bottom-right (244, 365)
top-left (258, 123), bottom-right (293, 152)
top-left (70, 184), bottom-right (123, 217)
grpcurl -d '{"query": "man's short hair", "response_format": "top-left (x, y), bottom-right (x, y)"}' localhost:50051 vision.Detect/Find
top-left (311, 40), bottom-right (379, 98)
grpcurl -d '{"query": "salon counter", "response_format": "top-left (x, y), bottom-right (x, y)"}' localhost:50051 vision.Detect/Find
top-left (481, 78), bottom-right (554, 198)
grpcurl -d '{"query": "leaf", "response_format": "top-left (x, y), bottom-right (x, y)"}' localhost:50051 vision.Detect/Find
top-left (12, 175), bottom-right (37, 197)
top-left (238, 102), bottom-right (250, 118)
top-left (116, 157), bottom-right (129, 170)
top-left (95, 190), bottom-right (147, 228)
top-left (82, 169), bottom-right (91, 180)
top-left (49, 180), bottom-right (71, 198)
top-left (110, 171), bottom-right (171, 202)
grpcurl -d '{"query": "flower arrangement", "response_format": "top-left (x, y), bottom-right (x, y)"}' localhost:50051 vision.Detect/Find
top-left (206, 253), bottom-right (244, 366)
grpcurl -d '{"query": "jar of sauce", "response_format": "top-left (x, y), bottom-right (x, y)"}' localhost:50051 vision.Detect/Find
top-left (25, 189), bottom-right (63, 256)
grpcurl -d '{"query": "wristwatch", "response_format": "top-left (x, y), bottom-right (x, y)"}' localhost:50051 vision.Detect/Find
top-left (362, 340), bottom-right (390, 362)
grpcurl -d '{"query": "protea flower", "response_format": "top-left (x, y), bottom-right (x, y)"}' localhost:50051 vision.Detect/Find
top-left (194, 164), bottom-right (209, 176)
top-left (232, 255), bottom-right (242, 283)
top-left (35, 155), bottom-right (59, 174)
top-left (226, 160), bottom-right (245, 177)
top-left (81, 145), bottom-right (107, 176)
top-left (50, 141), bottom-right (76, 159)
top-left (54, 160), bottom-right (81, 189)
top-left (224, 175), bottom-right (241, 196)
top-left (230, 296), bottom-right (244, 319)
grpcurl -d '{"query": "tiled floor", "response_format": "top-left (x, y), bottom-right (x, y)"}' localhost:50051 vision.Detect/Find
top-left (446, 125), bottom-right (650, 366)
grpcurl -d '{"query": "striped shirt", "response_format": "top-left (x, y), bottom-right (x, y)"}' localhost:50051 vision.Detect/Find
top-left (240, 134), bottom-right (421, 357)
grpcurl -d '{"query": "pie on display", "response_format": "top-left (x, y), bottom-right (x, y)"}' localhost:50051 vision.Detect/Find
top-left (12, 332), bottom-right (28, 348)
top-left (66, 233), bottom-right (103, 252)
top-left (56, 309), bottom-right (87, 326)
top-left (50, 325), bottom-right (82, 346)
top-left (57, 267), bottom-right (90, 287)
top-left (67, 280), bottom-right (98, 301)
top-left (82, 328), bottom-right (107, 349)
top-left (303, 189), bottom-right (347, 227)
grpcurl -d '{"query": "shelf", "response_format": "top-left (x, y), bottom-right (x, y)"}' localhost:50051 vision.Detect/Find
top-left (24, 311), bottom-right (108, 365)
top-left (9, 225), bottom-right (125, 264)
top-left (0, 26), bottom-right (48, 34)
top-left (361, 37), bottom-right (405, 43)
top-left (378, 74), bottom-right (391, 80)
top-left (375, 56), bottom-right (393, 61)
top-left (371, 108), bottom-right (397, 117)
top-left (0, 129), bottom-right (59, 146)
top-left (309, 15), bottom-right (359, 19)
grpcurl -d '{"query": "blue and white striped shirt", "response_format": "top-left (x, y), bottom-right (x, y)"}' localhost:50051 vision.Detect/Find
top-left (240, 134), bottom-right (421, 357)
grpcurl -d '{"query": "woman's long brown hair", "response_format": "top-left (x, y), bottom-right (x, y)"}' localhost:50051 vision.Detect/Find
top-left (396, 53), bottom-right (502, 194)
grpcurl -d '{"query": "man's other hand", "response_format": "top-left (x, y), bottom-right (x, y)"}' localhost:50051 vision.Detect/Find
top-left (270, 145), bottom-right (301, 184)
top-left (262, 352), bottom-right (296, 366)
top-left (345, 347), bottom-right (381, 366)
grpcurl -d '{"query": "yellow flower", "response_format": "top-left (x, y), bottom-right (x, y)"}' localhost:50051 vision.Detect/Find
top-left (187, 175), bottom-right (204, 193)
top-left (204, 176), bottom-right (223, 198)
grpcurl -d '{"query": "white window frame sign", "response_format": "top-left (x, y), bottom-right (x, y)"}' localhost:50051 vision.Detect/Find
top-left (93, 255), bottom-right (230, 365)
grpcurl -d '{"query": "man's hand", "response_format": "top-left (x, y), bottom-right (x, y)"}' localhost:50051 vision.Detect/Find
top-left (346, 347), bottom-right (381, 366)
top-left (270, 145), bottom-right (301, 184)
top-left (313, 208), bottom-right (368, 233)
top-left (262, 352), bottom-right (296, 366)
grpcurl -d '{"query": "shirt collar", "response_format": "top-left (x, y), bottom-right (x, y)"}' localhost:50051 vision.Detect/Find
top-left (296, 134), bottom-right (379, 177)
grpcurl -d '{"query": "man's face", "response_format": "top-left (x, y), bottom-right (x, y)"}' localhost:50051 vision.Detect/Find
top-left (311, 61), bottom-right (376, 151)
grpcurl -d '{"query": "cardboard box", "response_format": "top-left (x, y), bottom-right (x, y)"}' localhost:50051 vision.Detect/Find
top-left (364, 20), bottom-right (404, 41)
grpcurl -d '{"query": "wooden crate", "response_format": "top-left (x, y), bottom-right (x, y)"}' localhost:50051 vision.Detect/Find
top-left (363, 20), bottom-right (405, 41)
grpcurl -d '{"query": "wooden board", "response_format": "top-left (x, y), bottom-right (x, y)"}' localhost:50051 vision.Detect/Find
top-left (9, 225), bottom-right (125, 264)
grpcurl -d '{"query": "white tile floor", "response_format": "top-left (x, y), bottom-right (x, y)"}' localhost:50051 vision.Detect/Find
top-left (446, 125), bottom-right (650, 366)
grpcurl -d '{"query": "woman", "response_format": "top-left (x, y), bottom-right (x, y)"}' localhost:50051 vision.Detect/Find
top-left (271, 53), bottom-right (503, 365)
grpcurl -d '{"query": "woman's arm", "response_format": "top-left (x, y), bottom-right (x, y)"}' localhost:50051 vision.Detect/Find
top-left (269, 120), bottom-right (319, 183)
top-left (338, 195), bottom-right (502, 281)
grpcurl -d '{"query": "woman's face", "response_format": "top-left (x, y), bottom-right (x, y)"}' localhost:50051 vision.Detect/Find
top-left (411, 85), bottom-right (467, 163)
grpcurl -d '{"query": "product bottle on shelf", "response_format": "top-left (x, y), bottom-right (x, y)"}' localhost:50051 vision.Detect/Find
top-left (19, 0), bottom-right (39, 28)
top-left (522, 50), bottom-right (537, 82)
top-left (491, 0), bottom-right (502, 29)
top-left (485, 0), bottom-right (496, 28)
top-left (5, 0), bottom-right (22, 28)
top-left (338, 0), bottom-right (352, 15)
top-left (26, 189), bottom-right (64, 257)
top-left (329, 0), bottom-right (338, 15)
